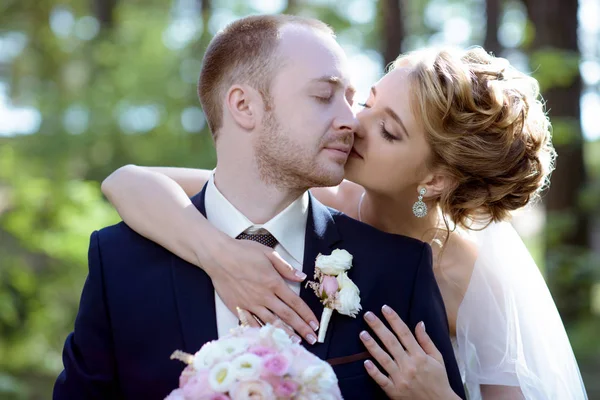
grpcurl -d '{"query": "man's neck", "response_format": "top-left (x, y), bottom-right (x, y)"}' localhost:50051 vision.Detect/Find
top-left (213, 161), bottom-right (305, 225)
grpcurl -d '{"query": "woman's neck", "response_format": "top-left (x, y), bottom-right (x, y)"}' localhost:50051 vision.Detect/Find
top-left (359, 189), bottom-right (441, 243)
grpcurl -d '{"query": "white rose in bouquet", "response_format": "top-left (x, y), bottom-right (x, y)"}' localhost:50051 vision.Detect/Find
top-left (193, 341), bottom-right (225, 370)
top-left (230, 353), bottom-right (262, 380)
top-left (208, 361), bottom-right (236, 392)
top-left (259, 324), bottom-right (293, 350)
top-left (301, 364), bottom-right (338, 391)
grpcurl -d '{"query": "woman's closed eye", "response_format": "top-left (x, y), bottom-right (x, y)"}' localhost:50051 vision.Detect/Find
top-left (359, 101), bottom-right (401, 142)
top-left (379, 121), bottom-right (400, 142)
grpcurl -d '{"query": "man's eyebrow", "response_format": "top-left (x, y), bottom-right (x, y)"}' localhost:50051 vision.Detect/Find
top-left (311, 76), bottom-right (342, 85)
top-left (312, 76), bottom-right (356, 96)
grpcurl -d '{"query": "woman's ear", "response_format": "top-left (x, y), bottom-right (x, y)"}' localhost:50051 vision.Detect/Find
top-left (224, 84), bottom-right (262, 131)
top-left (418, 172), bottom-right (450, 200)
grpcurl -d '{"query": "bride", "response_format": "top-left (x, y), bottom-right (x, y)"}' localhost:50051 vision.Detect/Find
top-left (102, 46), bottom-right (587, 399)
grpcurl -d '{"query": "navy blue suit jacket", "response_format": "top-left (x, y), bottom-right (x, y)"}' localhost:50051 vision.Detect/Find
top-left (54, 187), bottom-right (465, 399)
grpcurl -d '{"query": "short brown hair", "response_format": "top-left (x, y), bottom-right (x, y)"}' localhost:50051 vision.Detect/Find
top-left (392, 47), bottom-right (556, 228)
top-left (198, 14), bottom-right (333, 137)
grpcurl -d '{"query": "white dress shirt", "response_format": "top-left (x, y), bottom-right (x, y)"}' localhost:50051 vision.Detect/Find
top-left (204, 173), bottom-right (309, 338)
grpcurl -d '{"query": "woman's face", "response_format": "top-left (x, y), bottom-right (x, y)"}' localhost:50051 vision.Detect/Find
top-left (345, 66), bottom-right (433, 197)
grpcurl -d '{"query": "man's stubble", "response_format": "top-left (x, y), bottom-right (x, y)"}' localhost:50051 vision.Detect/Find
top-left (254, 110), bottom-right (343, 192)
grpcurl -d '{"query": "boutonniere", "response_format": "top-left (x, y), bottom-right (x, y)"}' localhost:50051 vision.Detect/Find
top-left (306, 249), bottom-right (362, 343)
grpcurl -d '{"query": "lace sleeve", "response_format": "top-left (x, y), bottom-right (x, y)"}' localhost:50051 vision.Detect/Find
top-left (455, 221), bottom-right (587, 400)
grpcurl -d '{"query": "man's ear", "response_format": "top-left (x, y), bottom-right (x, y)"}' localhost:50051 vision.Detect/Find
top-left (224, 84), bottom-right (262, 131)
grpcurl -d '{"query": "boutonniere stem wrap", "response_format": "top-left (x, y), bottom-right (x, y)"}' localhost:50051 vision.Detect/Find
top-left (306, 249), bottom-right (361, 343)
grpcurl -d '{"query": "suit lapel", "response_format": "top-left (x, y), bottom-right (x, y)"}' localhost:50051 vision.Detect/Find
top-left (299, 193), bottom-right (342, 360)
top-left (170, 185), bottom-right (218, 353)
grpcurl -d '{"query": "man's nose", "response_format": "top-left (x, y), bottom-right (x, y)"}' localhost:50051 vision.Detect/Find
top-left (333, 107), bottom-right (359, 134)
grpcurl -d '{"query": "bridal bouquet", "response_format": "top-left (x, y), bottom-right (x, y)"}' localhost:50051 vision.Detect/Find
top-left (165, 324), bottom-right (342, 400)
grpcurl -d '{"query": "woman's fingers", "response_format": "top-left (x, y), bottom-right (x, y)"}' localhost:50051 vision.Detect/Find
top-left (266, 250), bottom-right (307, 282)
top-left (264, 249), bottom-right (318, 341)
top-left (216, 239), bottom-right (317, 345)
top-left (236, 307), bottom-right (260, 328)
top-left (275, 281), bottom-right (319, 334)
top-left (360, 310), bottom-right (455, 399)
top-left (364, 359), bottom-right (394, 395)
top-left (266, 250), bottom-right (318, 332)
top-left (415, 321), bottom-right (444, 365)
top-left (266, 295), bottom-right (318, 345)
top-left (381, 305), bottom-right (424, 356)
top-left (359, 329), bottom-right (399, 377)
top-left (252, 307), bottom-right (301, 344)
top-left (363, 311), bottom-right (407, 363)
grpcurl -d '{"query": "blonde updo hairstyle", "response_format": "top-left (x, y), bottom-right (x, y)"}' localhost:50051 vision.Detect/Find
top-left (392, 47), bottom-right (556, 229)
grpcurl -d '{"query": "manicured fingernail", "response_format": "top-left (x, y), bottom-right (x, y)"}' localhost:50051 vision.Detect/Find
top-left (310, 321), bottom-right (319, 331)
top-left (420, 321), bottom-right (426, 333)
top-left (295, 271), bottom-right (307, 279)
top-left (364, 360), bottom-right (374, 369)
top-left (382, 305), bottom-right (393, 315)
top-left (364, 312), bottom-right (376, 322)
top-left (360, 331), bottom-right (372, 341)
top-left (292, 335), bottom-right (301, 344)
top-left (306, 334), bottom-right (317, 345)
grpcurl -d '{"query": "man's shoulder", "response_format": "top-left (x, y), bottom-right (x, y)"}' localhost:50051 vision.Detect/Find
top-left (91, 221), bottom-right (173, 262)
top-left (94, 221), bottom-right (146, 246)
top-left (328, 207), bottom-right (427, 254)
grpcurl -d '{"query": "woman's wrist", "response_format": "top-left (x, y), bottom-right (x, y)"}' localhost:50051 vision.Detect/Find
top-left (196, 232), bottom-right (232, 276)
top-left (185, 208), bottom-right (231, 276)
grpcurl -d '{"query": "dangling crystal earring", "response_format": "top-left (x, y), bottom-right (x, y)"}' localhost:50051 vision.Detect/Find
top-left (412, 188), bottom-right (428, 218)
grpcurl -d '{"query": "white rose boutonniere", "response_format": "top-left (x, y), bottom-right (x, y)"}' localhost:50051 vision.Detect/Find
top-left (335, 272), bottom-right (361, 317)
top-left (306, 249), bottom-right (362, 343)
top-left (315, 249), bottom-right (353, 275)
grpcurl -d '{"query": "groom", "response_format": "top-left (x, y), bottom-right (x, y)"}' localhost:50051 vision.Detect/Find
top-left (55, 15), bottom-right (465, 399)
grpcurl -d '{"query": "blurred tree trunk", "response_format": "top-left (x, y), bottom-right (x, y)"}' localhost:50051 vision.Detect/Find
top-left (284, 0), bottom-right (299, 14)
top-left (522, 0), bottom-right (591, 324)
top-left (93, 0), bottom-right (117, 29)
top-left (484, 0), bottom-right (502, 55)
top-left (89, 0), bottom-right (127, 177)
top-left (381, 0), bottom-right (405, 67)
top-left (200, 0), bottom-right (212, 45)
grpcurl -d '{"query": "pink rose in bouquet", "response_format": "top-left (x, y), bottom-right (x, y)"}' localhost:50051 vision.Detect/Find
top-left (166, 324), bottom-right (342, 399)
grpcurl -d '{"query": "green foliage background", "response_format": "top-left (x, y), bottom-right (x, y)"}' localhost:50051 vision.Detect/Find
top-left (0, 0), bottom-right (598, 398)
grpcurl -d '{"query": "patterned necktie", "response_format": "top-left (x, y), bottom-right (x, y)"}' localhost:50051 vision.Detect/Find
top-left (236, 230), bottom-right (278, 248)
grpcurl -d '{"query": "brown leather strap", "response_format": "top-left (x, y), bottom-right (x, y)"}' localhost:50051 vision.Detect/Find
top-left (326, 351), bottom-right (370, 366)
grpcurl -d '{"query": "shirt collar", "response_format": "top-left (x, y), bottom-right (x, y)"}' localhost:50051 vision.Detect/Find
top-left (204, 173), bottom-right (309, 263)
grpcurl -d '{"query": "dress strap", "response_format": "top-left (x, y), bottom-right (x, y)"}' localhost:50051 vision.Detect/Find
top-left (357, 191), bottom-right (366, 222)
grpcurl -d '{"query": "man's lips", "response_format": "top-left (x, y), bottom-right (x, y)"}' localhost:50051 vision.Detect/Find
top-left (324, 144), bottom-right (352, 155)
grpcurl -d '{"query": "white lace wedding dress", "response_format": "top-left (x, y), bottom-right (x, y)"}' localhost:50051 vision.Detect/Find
top-left (451, 221), bottom-right (587, 399)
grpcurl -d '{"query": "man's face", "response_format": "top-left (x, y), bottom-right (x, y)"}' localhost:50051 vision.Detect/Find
top-left (253, 25), bottom-right (357, 190)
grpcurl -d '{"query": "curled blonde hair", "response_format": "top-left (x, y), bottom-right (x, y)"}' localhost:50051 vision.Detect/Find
top-left (392, 47), bottom-right (556, 229)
